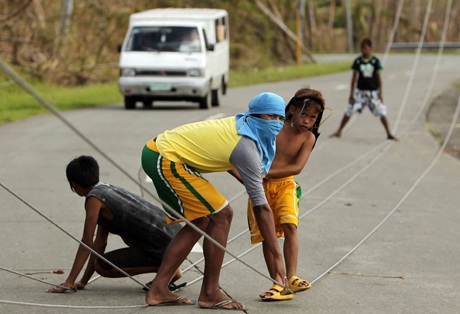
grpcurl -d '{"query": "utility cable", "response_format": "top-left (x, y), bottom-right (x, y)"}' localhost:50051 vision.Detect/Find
top-left (312, 91), bottom-right (459, 285)
top-left (382, 0), bottom-right (405, 66)
top-left (181, 0), bottom-right (408, 276)
top-left (0, 266), bottom-right (70, 291)
top-left (0, 0), bottom-right (451, 307)
top-left (393, 0), bottom-right (433, 133)
top-left (185, 0), bottom-right (451, 287)
top-left (0, 59), bottom-right (284, 288)
top-left (0, 181), bottom-right (150, 291)
top-left (311, 0), bottom-right (451, 286)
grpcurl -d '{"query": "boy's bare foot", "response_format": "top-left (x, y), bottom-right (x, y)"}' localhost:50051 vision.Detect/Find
top-left (147, 295), bottom-right (195, 306)
top-left (199, 299), bottom-right (246, 310)
top-left (145, 287), bottom-right (194, 306)
top-left (144, 268), bottom-right (184, 292)
top-left (387, 135), bottom-right (398, 141)
top-left (198, 291), bottom-right (245, 310)
top-left (329, 131), bottom-right (341, 138)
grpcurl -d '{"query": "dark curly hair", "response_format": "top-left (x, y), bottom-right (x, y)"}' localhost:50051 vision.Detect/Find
top-left (361, 37), bottom-right (372, 48)
top-left (285, 88), bottom-right (326, 137)
top-left (66, 155), bottom-right (99, 188)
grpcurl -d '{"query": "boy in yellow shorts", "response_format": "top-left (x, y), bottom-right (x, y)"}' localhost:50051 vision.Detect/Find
top-left (247, 88), bottom-right (326, 301)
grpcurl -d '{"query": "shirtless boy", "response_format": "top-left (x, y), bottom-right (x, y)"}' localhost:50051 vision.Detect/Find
top-left (247, 88), bottom-right (325, 301)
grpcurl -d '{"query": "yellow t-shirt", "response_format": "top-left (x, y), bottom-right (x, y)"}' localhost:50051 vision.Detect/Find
top-left (152, 116), bottom-right (241, 173)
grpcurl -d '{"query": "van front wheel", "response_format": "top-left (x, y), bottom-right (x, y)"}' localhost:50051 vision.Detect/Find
top-left (199, 92), bottom-right (211, 109)
top-left (211, 83), bottom-right (222, 107)
top-left (124, 96), bottom-right (136, 110)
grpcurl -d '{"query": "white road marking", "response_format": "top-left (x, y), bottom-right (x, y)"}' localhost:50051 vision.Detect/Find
top-left (334, 84), bottom-right (348, 91)
top-left (191, 242), bottom-right (203, 253)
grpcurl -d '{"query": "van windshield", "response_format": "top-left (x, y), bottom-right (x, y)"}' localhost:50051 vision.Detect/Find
top-left (125, 26), bottom-right (202, 52)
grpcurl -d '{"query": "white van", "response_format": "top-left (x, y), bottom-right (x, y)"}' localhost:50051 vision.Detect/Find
top-left (118, 8), bottom-right (229, 109)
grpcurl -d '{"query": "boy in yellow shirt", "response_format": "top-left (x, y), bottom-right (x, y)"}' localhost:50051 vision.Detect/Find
top-left (142, 92), bottom-right (288, 309)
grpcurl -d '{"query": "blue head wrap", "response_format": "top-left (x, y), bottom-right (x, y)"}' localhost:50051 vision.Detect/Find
top-left (235, 92), bottom-right (286, 174)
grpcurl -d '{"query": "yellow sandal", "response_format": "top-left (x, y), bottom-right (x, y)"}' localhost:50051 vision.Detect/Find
top-left (288, 275), bottom-right (311, 293)
top-left (260, 284), bottom-right (294, 301)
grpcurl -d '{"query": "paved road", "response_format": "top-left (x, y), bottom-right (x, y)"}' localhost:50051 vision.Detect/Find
top-left (1, 54), bottom-right (459, 313)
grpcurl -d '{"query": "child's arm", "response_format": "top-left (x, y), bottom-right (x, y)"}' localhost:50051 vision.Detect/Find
top-left (376, 72), bottom-right (383, 102)
top-left (228, 168), bottom-right (243, 184)
top-left (252, 203), bottom-right (288, 288)
top-left (229, 168), bottom-right (271, 184)
top-left (266, 132), bottom-right (316, 180)
top-left (76, 226), bottom-right (109, 289)
top-left (47, 197), bottom-right (102, 293)
top-left (349, 71), bottom-right (358, 103)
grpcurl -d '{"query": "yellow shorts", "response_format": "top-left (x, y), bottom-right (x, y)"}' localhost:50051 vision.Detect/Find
top-left (247, 176), bottom-right (300, 244)
top-left (142, 140), bottom-right (228, 224)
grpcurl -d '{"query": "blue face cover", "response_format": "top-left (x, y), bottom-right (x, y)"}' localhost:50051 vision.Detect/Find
top-left (235, 92), bottom-right (286, 174)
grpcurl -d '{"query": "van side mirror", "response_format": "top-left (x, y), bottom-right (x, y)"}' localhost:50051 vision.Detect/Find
top-left (117, 44), bottom-right (122, 53)
top-left (207, 44), bottom-right (215, 51)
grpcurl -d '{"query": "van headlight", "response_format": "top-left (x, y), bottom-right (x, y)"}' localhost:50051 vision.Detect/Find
top-left (187, 68), bottom-right (203, 77)
top-left (121, 68), bottom-right (136, 77)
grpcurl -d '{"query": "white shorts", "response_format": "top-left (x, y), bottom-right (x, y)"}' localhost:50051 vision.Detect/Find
top-left (344, 89), bottom-right (387, 118)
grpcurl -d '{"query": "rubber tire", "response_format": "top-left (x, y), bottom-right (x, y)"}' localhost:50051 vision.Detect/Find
top-left (199, 92), bottom-right (211, 109)
top-left (124, 96), bottom-right (136, 110)
top-left (143, 99), bottom-right (153, 108)
top-left (211, 83), bottom-right (222, 107)
top-left (222, 79), bottom-right (227, 95)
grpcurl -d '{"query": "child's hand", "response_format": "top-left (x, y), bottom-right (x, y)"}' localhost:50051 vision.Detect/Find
top-left (46, 282), bottom-right (77, 293)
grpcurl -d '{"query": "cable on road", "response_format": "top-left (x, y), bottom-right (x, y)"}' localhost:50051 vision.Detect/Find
top-left (0, 0), bottom-right (455, 309)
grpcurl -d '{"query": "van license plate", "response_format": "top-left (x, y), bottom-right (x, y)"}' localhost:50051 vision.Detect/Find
top-left (150, 83), bottom-right (171, 91)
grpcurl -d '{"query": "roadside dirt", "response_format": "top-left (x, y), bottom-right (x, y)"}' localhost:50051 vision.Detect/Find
top-left (426, 86), bottom-right (460, 160)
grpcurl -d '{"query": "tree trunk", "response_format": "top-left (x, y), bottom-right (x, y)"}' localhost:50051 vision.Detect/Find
top-left (327, 0), bottom-right (335, 49)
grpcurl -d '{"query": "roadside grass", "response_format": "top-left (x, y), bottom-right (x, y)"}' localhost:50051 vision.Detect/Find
top-left (0, 81), bottom-right (122, 123)
top-left (0, 61), bottom-right (349, 125)
top-left (229, 62), bottom-right (350, 87)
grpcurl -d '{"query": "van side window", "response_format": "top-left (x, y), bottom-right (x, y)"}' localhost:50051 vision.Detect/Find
top-left (215, 17), bottom-right (227, 43)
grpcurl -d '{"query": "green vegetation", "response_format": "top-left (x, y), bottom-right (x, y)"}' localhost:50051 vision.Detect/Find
top-left (4, 1), bottom-right (458, 86)
top-left (0, 61), bottom-right (349, 125)
top-left (0, 79), bottom-right (122, 124)
top-left (2, 1), bottom-right (456, 124)
top-left (229, 62), bottom-right (350, 87)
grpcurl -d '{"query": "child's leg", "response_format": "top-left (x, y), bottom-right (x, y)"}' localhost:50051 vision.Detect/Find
top-left (261, 240), bottom-right (276, 278)
top-left (330, 115), bottom-right (351, 137)
top-left (95, 247), bottom-right (161, 278)
top-left (281, 223), bottom-right (299, 279)
top-left (200, 205), bottom-right (232, 296)
top-left (369, 93), bottom-right (398, 140)
top-left (282, 223), bottom-right (310, 292)
top-left (198, 205), bottom-right (245, 310)
top-left (380, 116), bottom-right (398, 140)
top-left (146, 218), bottom-right (207, 305)
top-left (259, 241), bottom-right (279, 299)
top-left (330, 95), bottom-right (357, 138)
top-left (248, 187), bottom-right (279, 281)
